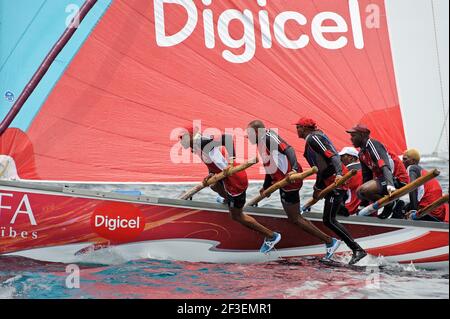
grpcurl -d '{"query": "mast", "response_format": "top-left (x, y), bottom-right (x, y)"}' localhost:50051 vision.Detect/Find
top-left (0, 0), bottom-right (98, 136)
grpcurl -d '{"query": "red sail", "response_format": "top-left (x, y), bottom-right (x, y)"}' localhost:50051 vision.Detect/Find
top-left (2, 0), bottom-right (406, 182)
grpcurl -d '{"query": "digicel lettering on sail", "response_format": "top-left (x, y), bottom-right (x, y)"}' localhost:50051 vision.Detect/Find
top-left (155, 0), bottom-right (365, 63)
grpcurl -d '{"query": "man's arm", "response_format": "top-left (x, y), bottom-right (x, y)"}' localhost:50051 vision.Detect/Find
top-left (407, 165), bottom-right (421, 210)
top-left (330, 155), bottom-right (343, 176)
top-left (304, 136), bottom-right (321, 190)
top-left (266, 131), bottom-right (300, 172)
top-left (367, 139), bottom-right (395, 187)
top-left (283, 146), bottom-right (300, 172)
top-left (221, 134), bottom-right (235, 159)
top-left (263, 174), bottom-right (273, 190)
top-left (360, 159), bottom-right (373, 184)
top-left (306, 134), bottom-right (343, 176)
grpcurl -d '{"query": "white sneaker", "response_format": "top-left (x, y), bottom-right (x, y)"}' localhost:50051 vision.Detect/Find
top-left (260, 232), bottom-right (281, 254)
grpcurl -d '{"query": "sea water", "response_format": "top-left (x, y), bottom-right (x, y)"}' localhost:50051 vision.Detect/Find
top-left (0, 156), bottom-right (448, 299)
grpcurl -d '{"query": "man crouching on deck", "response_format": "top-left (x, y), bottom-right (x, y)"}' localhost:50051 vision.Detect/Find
top-left (294, 118), bottom-right (367, 265)
top-left (246, 120), bottom-right (341, 261)
top-left (346, 124), bottom-right (410, 219)
top-left (179, 125), bottom-right (281, 254)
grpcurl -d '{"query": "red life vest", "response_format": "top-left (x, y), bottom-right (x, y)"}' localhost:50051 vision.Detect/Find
top-left (196, 144), bottom-right (248, 196)
top-left (259, 130), bottom-right (303, 191)
top-left (417, 169), bottom-right (446, 222)
top-left (392, 153), bottom-right (410, 184)
top-left (344, 163), bottom-right (363, 215)
top-left (323, 164), bottom-right (349, 190)
top-left (444, 204), bottom-right (449, 223)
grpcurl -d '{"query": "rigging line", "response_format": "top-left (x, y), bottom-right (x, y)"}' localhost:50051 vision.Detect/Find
top-left (0, 0), bottom-right (99, 135)
top-left (434, 107), bottom-right (449, 156)
top-left (0, 0), bottom-right (48, 73)
top-left (430, 0), bottom-right (449, 155)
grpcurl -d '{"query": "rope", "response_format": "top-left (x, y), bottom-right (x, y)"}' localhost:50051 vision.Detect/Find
top-left (430, 0), bottom-right (449, 156)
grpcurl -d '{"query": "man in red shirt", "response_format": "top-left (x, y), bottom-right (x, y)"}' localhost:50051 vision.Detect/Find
top-left (179, 126), bottom-right (281, 253)
top-left (338, 147), bottom-right (363, 216)
top-left (246, 120), bottom-right (341, 260)
top-left (403, 149), bottom-right (447, 222)
top-left (346, 124), bottom-right (410, 219)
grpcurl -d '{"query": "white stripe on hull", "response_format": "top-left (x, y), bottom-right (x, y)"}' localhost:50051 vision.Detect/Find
top-left (355, 228), bottom-right (430, 249)
top-left (385, 246), bottom-right (449, 263)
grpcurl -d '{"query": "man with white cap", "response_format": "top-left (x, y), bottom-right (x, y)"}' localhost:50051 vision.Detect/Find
top-left (338, 147), bottom-right (363, 216)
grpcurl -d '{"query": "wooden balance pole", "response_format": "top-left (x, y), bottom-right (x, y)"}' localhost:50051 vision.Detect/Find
top-left (180, 158), bottom-right (258, 200)
top-left (358, 169), bottom-right (441, 216)
top-left (244, 167), bottom-right (318, 208)
top-left (416, 194), bottom-right (449, 219)
top-left (301, 169), bottom-right (358, 212)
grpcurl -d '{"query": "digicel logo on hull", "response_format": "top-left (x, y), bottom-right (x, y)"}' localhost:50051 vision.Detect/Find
top-left (91, 202), bottom-right (145, 242)
top-left (155, 0), bottom-right (369, 63)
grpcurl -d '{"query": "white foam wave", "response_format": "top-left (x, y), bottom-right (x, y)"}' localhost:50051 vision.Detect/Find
top-left (332, 253), bottom-right (425, 273)
top-left (0, 286), bottom-right (15, 299)
top-left (0, 275), bottom-right (22, 299)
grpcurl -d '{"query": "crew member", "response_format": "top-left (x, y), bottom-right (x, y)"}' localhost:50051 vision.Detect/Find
top-left (403, 149), bottom-right (448, 222)
top-left (294, 118), bottom-right (367, 265)
top-left (246, 120), bottom-right (341, 260)
top-left (338, 147), bottom-right (363, 216)
top-left (346, 124), bottom-right (409, 219)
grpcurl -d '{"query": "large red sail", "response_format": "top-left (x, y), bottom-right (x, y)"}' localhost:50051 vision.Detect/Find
top-left (1, 0), bottom-right (406, 182)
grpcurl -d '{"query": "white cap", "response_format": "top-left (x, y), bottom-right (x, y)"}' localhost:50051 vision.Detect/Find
top-left (339, 147), bottom-right (359, 158)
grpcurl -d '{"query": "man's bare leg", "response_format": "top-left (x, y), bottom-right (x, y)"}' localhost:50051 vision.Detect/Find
top-left (283, 202), bottom-right (332, 245)
top-left (229, 207), bottom-right (274, 239)
top-left (210, 182), bottom-right (228, 199)
top-left (358, 180), bottom-right (399, 219)
top-left (357, 180), bottom-right (383, 202)
top-left (211, 182), bottom-right (274, 239)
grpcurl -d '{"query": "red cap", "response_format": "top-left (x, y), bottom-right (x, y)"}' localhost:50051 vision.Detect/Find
top-left (293, 117), bottom-right (317, 128)
top-left (346, 124), bottom-right (371, 134)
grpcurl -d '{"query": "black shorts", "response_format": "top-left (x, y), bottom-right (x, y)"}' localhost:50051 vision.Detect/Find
top-left (226, 191), bottom-right (246, 209)
top-left (280, 188), bottom-right (300, 205)
top-left (376, 177), bottom-right (406, 195)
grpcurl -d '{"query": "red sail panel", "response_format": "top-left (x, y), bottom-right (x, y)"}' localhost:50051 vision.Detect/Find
top-left (6, 0), bottom-right (406, 182)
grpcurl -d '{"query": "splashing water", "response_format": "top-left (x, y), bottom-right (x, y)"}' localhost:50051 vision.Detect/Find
top-left (0, 253), bottom-right (448, 299)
